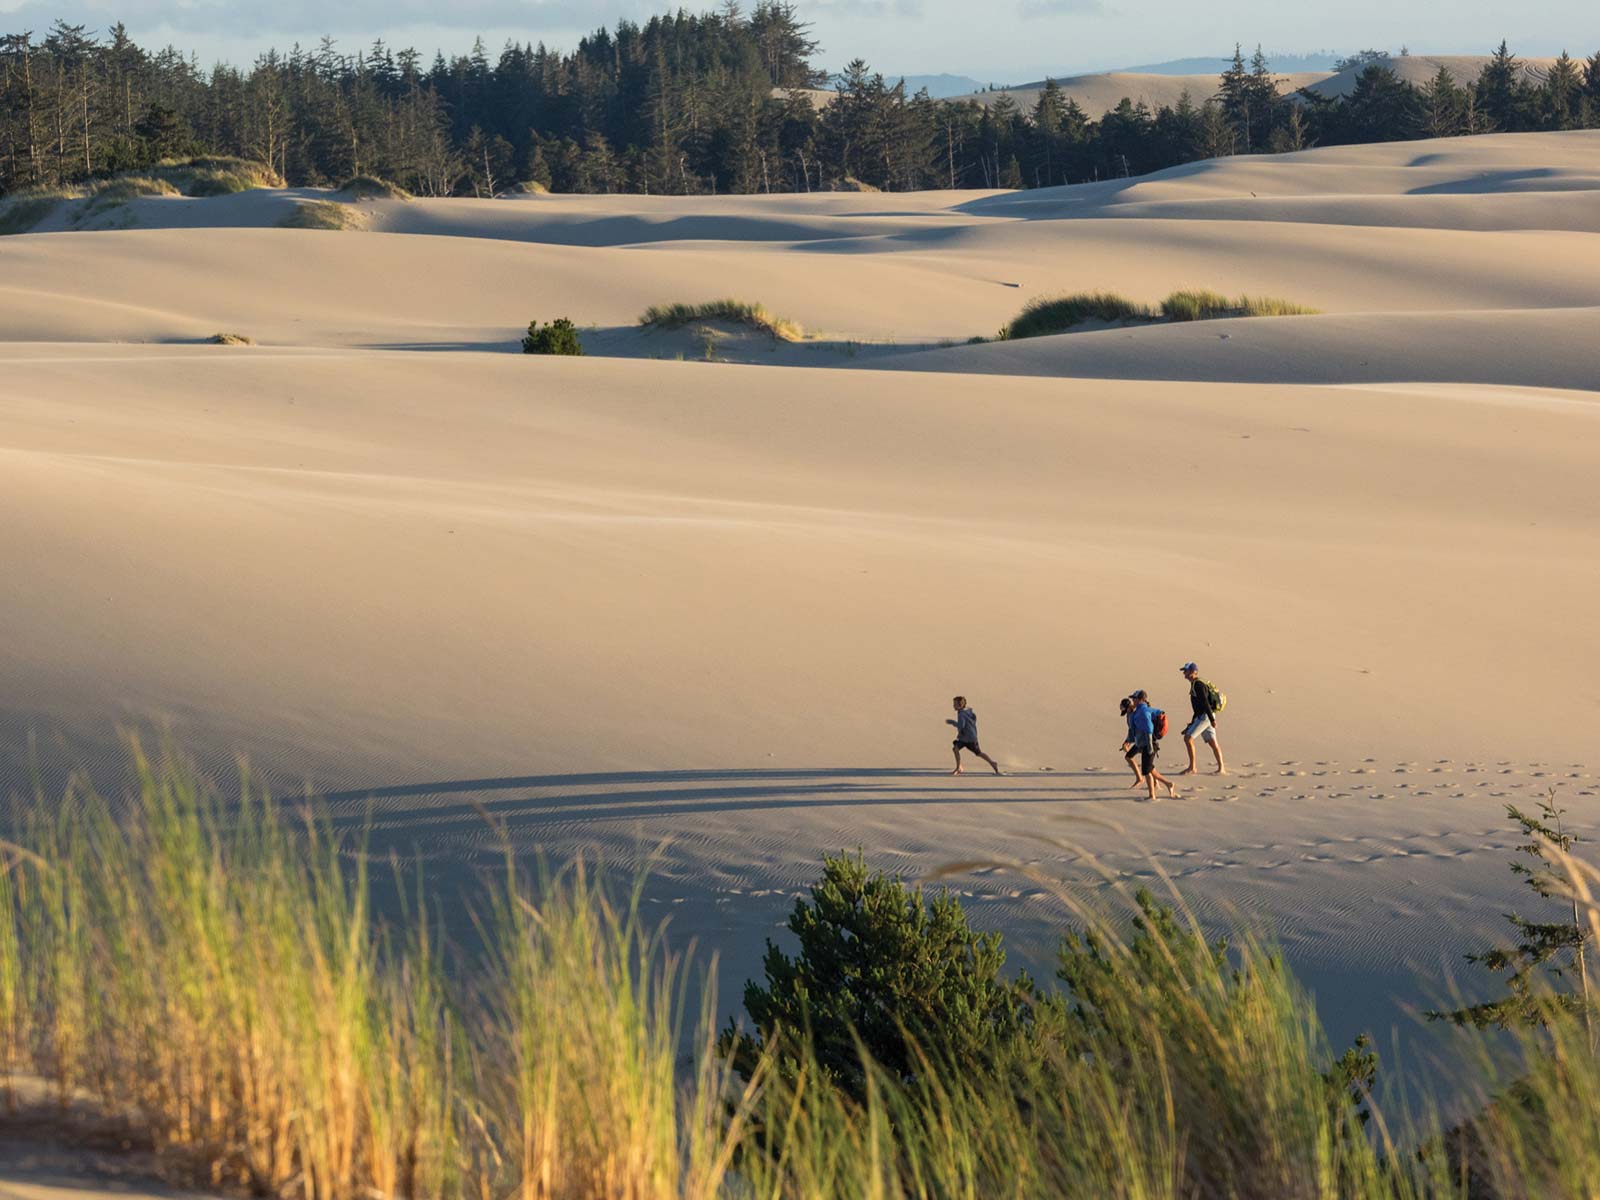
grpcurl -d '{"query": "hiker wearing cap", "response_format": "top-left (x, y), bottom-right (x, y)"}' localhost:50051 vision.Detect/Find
top-left (1123, 690), bottom-right (1178, 801)
top-left (1119, 696), bottom-right (1144, 787)
top-left (1179, 662), bottom-right (1227, 776)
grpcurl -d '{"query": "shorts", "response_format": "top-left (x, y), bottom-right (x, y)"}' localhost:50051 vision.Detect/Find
top-left (1139, 746), bottom-right (1157, 776)
top-left (953, 739), bottom-right (983, 755)
top-left (1183, 715), bottom-right (1217, 743)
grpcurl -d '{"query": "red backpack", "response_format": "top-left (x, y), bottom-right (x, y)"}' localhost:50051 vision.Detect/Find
top-left (1152, 709), bottom-right (1169, 740)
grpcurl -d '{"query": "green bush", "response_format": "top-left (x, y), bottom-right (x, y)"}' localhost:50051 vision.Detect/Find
top-left (725, 852), bottom-right (1039, 1100)
top-left (522, 317), bottom-right (584, 356)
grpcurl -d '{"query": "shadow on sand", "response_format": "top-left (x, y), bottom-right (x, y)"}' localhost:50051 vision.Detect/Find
top-left (309, 766), bottom-right (1118, 836)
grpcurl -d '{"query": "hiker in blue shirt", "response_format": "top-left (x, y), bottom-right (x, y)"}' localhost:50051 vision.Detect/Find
top-left (946, 696), bottom-right (1002, 776)
top-left (1120, 696), bottom-right (1144, 788)
top-left (1121, 690), bottom-right (1179, 801)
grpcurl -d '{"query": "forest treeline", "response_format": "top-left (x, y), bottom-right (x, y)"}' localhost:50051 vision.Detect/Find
top-left (3, 4), bottom-right (1599, 198)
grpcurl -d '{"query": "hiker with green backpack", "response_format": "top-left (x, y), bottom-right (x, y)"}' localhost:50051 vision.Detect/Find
top-left (1179, 662), bottom-right (1228, 777)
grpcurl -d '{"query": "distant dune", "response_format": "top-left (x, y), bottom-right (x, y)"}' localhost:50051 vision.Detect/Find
top-left (950, 69), bottom-right (1332, 112)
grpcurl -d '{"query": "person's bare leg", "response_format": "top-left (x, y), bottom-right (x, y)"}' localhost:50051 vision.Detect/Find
top-left (951, 747), bottom-right (963, 775)
top-left (977, 750), bottom-right (1002, 775)
top-left (1180, 735), bottom-right (1199, 775)
top-left (1210, 735), bottom-right (1227, 775)
top-left (1151, 769), bottom-right (1180, 799)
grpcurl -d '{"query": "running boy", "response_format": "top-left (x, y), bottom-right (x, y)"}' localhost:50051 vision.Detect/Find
top-left (947, 696), bottom-right (1002, 775)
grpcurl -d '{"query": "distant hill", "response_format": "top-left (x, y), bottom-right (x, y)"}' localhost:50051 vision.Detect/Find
top-left (886, 73), bottom-right (988, 98)
top-left (1118, 53), bottom-right (1343, 75)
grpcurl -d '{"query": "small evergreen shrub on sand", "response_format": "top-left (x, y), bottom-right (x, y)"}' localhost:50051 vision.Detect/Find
top-left (522, 317), bottom-right (584, 355)
top-left (725, 853), bottom-right (1038, 1100)
top-left (639, 299), bottom-right (802, 341)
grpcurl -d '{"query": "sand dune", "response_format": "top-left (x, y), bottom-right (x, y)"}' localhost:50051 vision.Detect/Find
top-left (2, 132), bottom-right (1598, 1119)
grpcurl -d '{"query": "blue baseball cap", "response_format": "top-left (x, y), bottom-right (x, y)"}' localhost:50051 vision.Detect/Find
top-left (1180, 662), bottom-right (1198, 673)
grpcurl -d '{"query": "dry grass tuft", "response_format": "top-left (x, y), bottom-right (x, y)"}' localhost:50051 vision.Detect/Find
top-left (207, 332), bottom-right (254, 345)
top-left (639, 299), bottom-right (803, 342)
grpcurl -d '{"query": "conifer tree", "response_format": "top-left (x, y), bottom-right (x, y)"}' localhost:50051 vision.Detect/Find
top-left (1428, 793), bottom-right (1594, 1037)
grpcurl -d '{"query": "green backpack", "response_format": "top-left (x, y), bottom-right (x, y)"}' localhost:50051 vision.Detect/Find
top-left (1202, 681), bottom-right (1227, 715)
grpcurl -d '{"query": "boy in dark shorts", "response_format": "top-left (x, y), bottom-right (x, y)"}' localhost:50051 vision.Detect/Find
top-left (946, 696), bottom-right (1002, 775)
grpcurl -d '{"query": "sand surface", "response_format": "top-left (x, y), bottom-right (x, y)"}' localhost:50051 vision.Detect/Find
top-left (3, 134), bottom-right (1600, 1161)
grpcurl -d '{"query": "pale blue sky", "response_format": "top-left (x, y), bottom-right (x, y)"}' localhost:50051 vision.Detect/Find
top-left (1, 0), bottom-right (1595, 80)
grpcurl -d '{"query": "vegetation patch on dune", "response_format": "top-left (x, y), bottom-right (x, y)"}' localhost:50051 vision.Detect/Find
top-left (279, 199), bottom-right (367, 230)
top-left (1001, 292), bottom-right (1154, 339)
top-left (1162, 289), bottom-right (1320, 321)
top-left (640, 299), bottom-right (803, 341)
top-left (336, 173), bottom-right (412, 201)
top-left (84, 176), bottom-right (180, 211)
top-left (522, 317), bottom-right (583, 355)
top-left (207, 332), bottom-right (254, 345)
top-left (0, 194), bottom-right (62, 235)
top-left (1000, 289), bottom-right (1319, 339)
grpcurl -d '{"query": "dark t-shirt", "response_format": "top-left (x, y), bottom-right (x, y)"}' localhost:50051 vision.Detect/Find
top-left (1190, 678), bottom-right (1214, 719)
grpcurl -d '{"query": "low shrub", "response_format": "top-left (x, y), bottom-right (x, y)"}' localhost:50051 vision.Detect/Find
top-left (522, 317), bottom-right (584, 355)
top-left (336, 174), bottom-right (411, 201)
top-left (1000, 291), bottom-right (1154, 339)
top-left (85, 176), bottom-right (179, 209)
top-left (639, 299), bottom-right (802, 342)
top-left (207, 332), bottom-right (253, 345)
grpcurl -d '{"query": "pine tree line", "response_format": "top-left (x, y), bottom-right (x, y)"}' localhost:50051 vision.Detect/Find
top-left (3, 13), bottom-right (1598, 199)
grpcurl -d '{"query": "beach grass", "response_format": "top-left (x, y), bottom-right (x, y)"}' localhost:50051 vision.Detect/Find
top-left (1162, 289), bottom-right (1321, 321)
top-left (279, 200), bottom-right (366, 230)
top-left (207, 332), bottom-right (254, 345)
top-left (0, 195), bottom-right (63, 235)
top-left (4, 742), bottom-right (1599, 1197)
top-left (639, 299), bottom-right (804, 342)
top-left (1000, 291), bottom-right (1154, 339)
top-left (337, 174), bottom-right (412, 201)
top-left (1000, 289), bottom-right (1319, 339)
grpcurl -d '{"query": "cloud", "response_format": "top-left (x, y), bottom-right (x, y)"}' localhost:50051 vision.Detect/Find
top-left (1017, 0), bottom-right (1105, 18)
